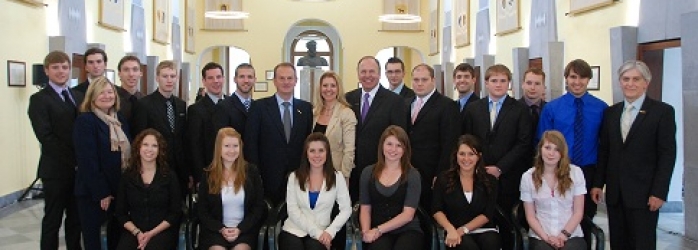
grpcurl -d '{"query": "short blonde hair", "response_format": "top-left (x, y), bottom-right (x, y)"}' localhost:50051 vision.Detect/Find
top-left (313, 71), bottom-right (350, 116)
top-left (156, 60), bottom-right (177, 76)
top-left (80, 76), bottom-right (120, 113)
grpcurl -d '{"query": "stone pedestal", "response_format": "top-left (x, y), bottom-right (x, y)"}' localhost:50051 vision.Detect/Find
top-left (299, 67), bottom-right (324, 103)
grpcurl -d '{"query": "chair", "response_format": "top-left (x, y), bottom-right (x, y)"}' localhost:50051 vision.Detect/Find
top-left (435, 206), bottom-right (520, 250)
top-left (350, 205), bottom-right (438, 250)
top-left (511, 202), bottom-right (605, 250)
top-left (268, 202), bottom-right (354, 250)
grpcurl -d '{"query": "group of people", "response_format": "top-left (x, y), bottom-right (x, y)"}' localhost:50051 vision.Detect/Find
top-left (28, 47), bottom-right (676, 250)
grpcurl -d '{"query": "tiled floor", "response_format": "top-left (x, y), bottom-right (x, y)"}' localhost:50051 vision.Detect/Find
top-left (1, 199), bottom-right (697, 249)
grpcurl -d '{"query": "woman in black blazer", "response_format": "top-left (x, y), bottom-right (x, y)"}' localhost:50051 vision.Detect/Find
top-left (73, 76), bottom-right (130, 250)
top-left (432, 135), bottom-right (501, 250)
top-left (197, 128), bottom-right (266, 250)
top-left (115, 129), bottom-right (181, 250)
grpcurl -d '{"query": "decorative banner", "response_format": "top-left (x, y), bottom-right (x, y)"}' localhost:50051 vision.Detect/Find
top-left (185, 0), bottom-right (196, 54)
top-left (454, 0), bottom-right (470, 47)
top-left (429, 0), bottom-right (439, 56)
top-left (131, 2), bottom-right (147, 62)
top-left (496, 0), bottom-right (521, 35)
top-left (204, 0), bottom-right (244, 30)
top-left (153, 0), bottom-right (169, 44)
top-left (58, 0), bottom-right (87, 55)
top-left (99, 0), bottom-right (125, 31)
top-left (570, 0), bottom-right (615, 14)
top-left (172, 17), bottom-right (182, 68)
top-left (381, 0), bottom-right (420, 31)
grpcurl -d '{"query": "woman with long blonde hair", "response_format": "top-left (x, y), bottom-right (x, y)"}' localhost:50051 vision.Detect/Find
top-left (197, 128), bottom-right (265, 250)
top-left (520, 130), bottom-right (586, 250)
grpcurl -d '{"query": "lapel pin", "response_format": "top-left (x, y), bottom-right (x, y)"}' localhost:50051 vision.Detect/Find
top-left (639, 110), bottom-right (646, 114)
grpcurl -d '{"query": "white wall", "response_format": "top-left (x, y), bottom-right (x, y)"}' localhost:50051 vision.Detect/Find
top-left (662, 47), bottom-right (684, 205)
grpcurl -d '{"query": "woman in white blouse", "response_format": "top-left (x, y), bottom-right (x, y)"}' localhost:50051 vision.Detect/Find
top-left (520, 130), bottom-right (586, 250)
top-left (280, 133), bottom-right (352, 250)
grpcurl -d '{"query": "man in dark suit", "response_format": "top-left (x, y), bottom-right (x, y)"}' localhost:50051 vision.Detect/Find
top-left (454, 63), bottom-right (480, 135)
top-left (28, 51), bottom-right (83, 250)
top-left (115, 55), bottom-right (145, 127)
top-left (244, 62), bottom-right (313, 205)
top-left (518, 68), bottom-right (547, 143)
top-left (462, 64), bottom-right (532, 213)
top-left (592, 60), bottom-right (676, 250)
top-left (73, 47), bottom-right (107, 93)
top-left (406, 64), bottom-right (459, 208)
top-left (132, 60), bottom-right (190, 195)
top-left (212, 63), bottom-right (256, 137)
top-left (188, 62), bottom-right (226, 183)
top-left (385, 57), bottom-right (415, 100)
top-left (345, 56), bottom-right (407, 202)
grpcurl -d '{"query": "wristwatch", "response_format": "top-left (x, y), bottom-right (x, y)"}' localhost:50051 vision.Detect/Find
top-left (460, 226), bottom-right (470, 234)
top-left (561, 229), bottom-right (571, 238)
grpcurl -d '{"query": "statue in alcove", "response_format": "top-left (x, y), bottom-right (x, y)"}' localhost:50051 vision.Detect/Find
top-left (297, 40), bottom-right (328, 67)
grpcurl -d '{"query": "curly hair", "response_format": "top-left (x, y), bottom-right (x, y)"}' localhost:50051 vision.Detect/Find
top-left (124, 129), bottom-right (169, 178)
top-left (444, 135), bottom-right (494, 194)
top-left (532, 130), bottom-right (573, 197)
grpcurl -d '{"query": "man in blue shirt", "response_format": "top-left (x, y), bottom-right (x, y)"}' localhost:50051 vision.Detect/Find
top-left (537, 59), bottom-right (608, 244)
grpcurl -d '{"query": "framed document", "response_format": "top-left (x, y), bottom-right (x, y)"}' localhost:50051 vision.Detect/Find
top-left (99, 0), bottom-right (125, 31)
top-left (185, 0), bottom-right (196, 53)
top-left (588, 66), bottom-right (600, 90)
top-left (7, 60), bottom-right (26, 87)
top-left (428, 0), bottom-right (439, 56)
top-left (454, 0), bottom-right (470, 47)
top-left (496, 0), bottom-right (521, 35)
top-left (153, 0), bottom-right (169, 44)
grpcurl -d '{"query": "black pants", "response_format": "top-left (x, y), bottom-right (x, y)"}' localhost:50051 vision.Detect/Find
top-left (607, 197), bottom-right (659, 250)
top-left (41, 178), bottom-right (82, 250)
top-left (278, 231), bottom-right (327, 250)
top-left (580, 165), bottom-right (597, 250)
top-left (349, 165), bottom-right (364, 203)
top-left (445, 231), bottom-right (501, 250)
top-left (76, 197), bottom-right (121, 250)
top-left (529, 237), bottom-right (586, 250)
top-left (365, 230), bottom-right (424, 250)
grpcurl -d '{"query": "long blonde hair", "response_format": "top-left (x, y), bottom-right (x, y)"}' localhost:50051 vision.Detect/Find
top-left (313, 71), bottom-right (351, 116)
top-left (533, 130), bottom-right (573, 196)
top-left (80, 76), bottom-right (120, 113)
top-left (206, 128), bottom-right (247, 194)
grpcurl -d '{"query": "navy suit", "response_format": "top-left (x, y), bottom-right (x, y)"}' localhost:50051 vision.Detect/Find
top-left (212, 94), bottom-right (251, 137)
top-left (187, 95), bottom-right (220, 183)
top-left (244, 95), bottom-right (313, 204)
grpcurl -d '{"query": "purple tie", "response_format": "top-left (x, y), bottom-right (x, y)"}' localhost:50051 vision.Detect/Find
top-left (361, 93), bottom-right (370, 121)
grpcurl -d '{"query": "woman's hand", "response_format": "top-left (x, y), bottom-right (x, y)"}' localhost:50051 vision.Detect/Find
top-left (318, 231), bottom-right (333, 249)
top-left (100, 196), bottom-right (113, 211)
top-left (222, 227), bottom-right (239, 242)
top-left (362, 228), bottom-right (382, 243)
top-left (444, 228), bottom-right (462, 248)
top-left (137, 231), bottom-right (154, 249)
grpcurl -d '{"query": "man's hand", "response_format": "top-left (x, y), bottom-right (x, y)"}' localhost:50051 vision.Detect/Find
top-left (648, 196), bottom-right (665, 212)
top-left (485, 166), bottom-right (501, 178)
top-left (591, 188), bottom-right (603, 204)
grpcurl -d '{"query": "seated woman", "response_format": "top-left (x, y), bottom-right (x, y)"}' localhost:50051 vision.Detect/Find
top-left (279, 132), bottom-right (352, 250)
top-left (197, 128), bottom-right (266, 250)
top-left (432, 135), bottom-right (501, 250)
top-left (359, 125), bottom-right (423, 250)
top-left (115, 129), bottom-right (181, 250)
top-left (521, 130), bottom-right (586, 250)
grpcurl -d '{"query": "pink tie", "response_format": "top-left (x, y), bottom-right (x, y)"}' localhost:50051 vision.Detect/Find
top-left (411, 98), bottom-right (423, 124)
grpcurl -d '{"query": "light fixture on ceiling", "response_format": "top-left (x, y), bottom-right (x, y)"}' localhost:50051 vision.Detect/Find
top-left (378, 14), bottom-right (422, 24)
top-left (205, 10), bottom-right (250, 19)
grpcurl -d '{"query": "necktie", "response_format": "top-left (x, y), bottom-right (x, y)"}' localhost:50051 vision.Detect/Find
top-left (572, 98), bottom-right (584, 165)
top-left (217, 98), bottom-right (222, 104)
top-left (61, 89), bottom-right (75, 108)
top-left (243, 99), bottom-right (251, 112)
top-left (530, 104), bottom-right (540, 125)
top-left (282, 102), bottom-right (291, 142)
top-left (411, 98), bottom-right (423, 124)
top-left (490, 101), bottom-right (498, 129)
top-left (621, 104), bottom-right (634, 141)
top-left (166, 100), bottom-right (175, 132)
top-left (361, 93), bottom-right (370, 121)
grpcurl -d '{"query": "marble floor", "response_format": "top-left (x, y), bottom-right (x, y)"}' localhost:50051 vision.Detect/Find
top-left (0, 199), bottom-right (696, 249)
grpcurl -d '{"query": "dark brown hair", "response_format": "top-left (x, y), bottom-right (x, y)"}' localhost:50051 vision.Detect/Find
top-left (125, 129), bottom-right (169, 178)
top-left (43, 51), bottom-right (70, 68)
top-left (295, 133), bottom-right (336, 191)
top-left (444, 135), bottom-right (493, 193)
top-left (373, 126), bottom-right (413, 183)
top-left (564, 59), bottom-right (592, 79)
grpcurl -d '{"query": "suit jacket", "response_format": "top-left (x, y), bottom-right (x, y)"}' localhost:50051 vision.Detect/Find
top-left (593, 97), bottom-right (676, 208)
top-left (431, 172), bottom-right (498, 230)
top-left (345, 86), bottom-right (407, 170)
top-left (462, 95), bottom-right (532, 195)
top-left (212, 94), bottom-right (251, 137)
top-left (73, 112), bottom-right (130, 201)
top-left (28, 86), bottom-right (85, 179)
top-left (518, 98), bottom-right (546, 145)
top-left (243, 95), bottom-right (313, 203)
top-left (116, 168), bottom-right (182, 230)
top-left (187, 95), bottom-right (219, 182)
top-left (406, 91), bottom-right (459, 179)
top-left (132, 90), bottom-right (189, 184)
top-left (282, 171), bottom-right (352, 239)
top-left (197, 164), bottom-right (266, 236)
top-left (398, 85), bottom-right (416, 100)
top-left (72, 80), bottom-right (89, 93)
top-left (312, 104), bottom-right (357, 178)
top-left (459, 94), bottom-right (481, 135)
top-left (116, 86), bottom-right (144, 129)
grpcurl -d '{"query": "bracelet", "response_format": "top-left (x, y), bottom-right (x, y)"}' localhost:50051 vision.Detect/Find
top-left (561, 229), bottom-right (571, 238)
top-left (132, 228), bottom-right (141, 236)
top-left (460, 226), bottom-right (470, 234)
top-left (374, 226), bottom-right (382, 234)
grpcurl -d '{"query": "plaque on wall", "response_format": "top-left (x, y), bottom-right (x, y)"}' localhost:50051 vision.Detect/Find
top-left (381, 0), bottom-right (421, 31)
top-left (185, 0), bottom-right (196, 54)
top-left (570, 0), bottom-right (616, 15)
top-left (496, 0), bottom-right (521, 35)
top-left (204, 0), bottom-right (244, 30)
top-left (454, 0), bottom-right (470, 47)
top-left (99, 0), bottom-right (125, 31)
top-left (153, 0), bottom-right (169, 44)
top-left (428, 0), bottom-right (439, 56)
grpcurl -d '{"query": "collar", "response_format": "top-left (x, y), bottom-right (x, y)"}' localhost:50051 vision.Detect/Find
top-left (234, 91), bottom-right (251, 103)
top-left (275, 93), bottom-right (293, 104)
top-left (390, 83), bottom-right (404, 94)
top-left (206, 92), bottom-right (223, 103)
top-left (523, 97), bottom-right (542, 107)
top-left (624, 93), bottom-right (647, 109)
top-left (488, 95), bottom-right (506, 104)
top-left (416, 88), bottom-right (436, 103)
top-left (48, 81), bottom-right (69, 94)
top-left (361, 84), bottom-right (380, 98)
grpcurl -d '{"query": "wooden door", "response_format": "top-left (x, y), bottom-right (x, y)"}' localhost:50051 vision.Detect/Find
top-left (637, 40), bottom-right (680, 101)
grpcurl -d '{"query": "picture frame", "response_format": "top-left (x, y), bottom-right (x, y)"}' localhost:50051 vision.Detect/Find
top-left (589, 66), bottom-right (600, 90)
top-left (153, 0), bottom-right (170, 44)
top-left (254, 82), bottom-right (268, 92)
top-left (570, 0), bottom-right (616, 15)
top-left (105, 69), bottom-right (116, 84)
top-left (428, 0), bottom-right (439, 56)
top-left (454, 0), bottom-right (470, 47)
top-left (98, 0), bottom-right (126, 31)
top-left (265, 70), bottom-right (274, 80)
top-left (185, 0), bottom-right (196, 54)
top-left (7, 60), bottom-right (26, 87)
top-left (496, 0), bottom-right (521, 36)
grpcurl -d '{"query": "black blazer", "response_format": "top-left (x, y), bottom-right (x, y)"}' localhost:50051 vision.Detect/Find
top-left (72, 80), bottom-right (89, 93)
top-left (243, 95), bottom-right (313, 202)
top-left (28, 86), bottom-right (85, 179)
top-left (116, 168), bottom-right (182, 230)
top-left (593, 98), bottom-right (676, 208)
top-left (197, 164), bottom-right (266, 236)
top-left (432, 172), bottom-right (498, 230)
top-left (518, 98), bottom-right (546, 146)
top-left (345, 86), bottom-right (407, 170)
top-left (458, 94), bottom-right (480, 135)
top-left (187, 95), bottom-right (218, 183)
top-left (116, 86), bottom-right (144, 128)
top-left (398, 85), bottom-right (416, 100)
top-left (73, 112), bottom-right (130, 201)
top-left (462, 95), bottom-right (532, 195)
top-left (132, 90), bottom-right (189, 183)
top-left (406, 91), bottom-right (460, 178)
top-left (212, 94), bottom-right (251, 137)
